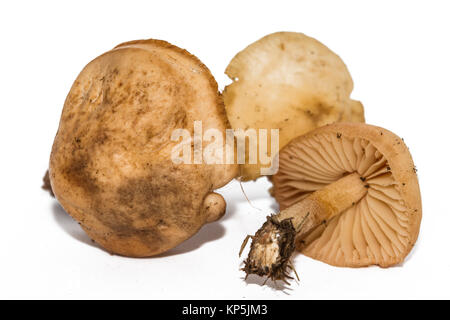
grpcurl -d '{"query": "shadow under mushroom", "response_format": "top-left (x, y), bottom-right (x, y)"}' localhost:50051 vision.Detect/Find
top-left (52, 200), bottom-right (228, 257)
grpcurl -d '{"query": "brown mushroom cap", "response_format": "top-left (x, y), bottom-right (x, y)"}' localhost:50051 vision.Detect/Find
top-left (49, 39), bottom-right (238, 257)
top-left (272, 123), bottom-right (421, 267)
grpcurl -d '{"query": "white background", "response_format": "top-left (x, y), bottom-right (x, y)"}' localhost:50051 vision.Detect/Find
top-left (0, 0), bottom-right (449, 299)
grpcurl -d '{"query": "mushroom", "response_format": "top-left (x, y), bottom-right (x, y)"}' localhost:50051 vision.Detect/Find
top-left (49, 39), bottom-right (238, 257)
top-left (223, 32), bottom-right (365, 181)
top-left (241, 123), bottom-right (421, 281)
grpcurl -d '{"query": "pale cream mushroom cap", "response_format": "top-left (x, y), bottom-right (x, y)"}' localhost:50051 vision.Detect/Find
top-left (223, 32), bottom-right (365, 181)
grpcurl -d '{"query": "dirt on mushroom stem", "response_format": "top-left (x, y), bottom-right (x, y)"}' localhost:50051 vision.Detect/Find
top-left (241, 172), bottom-right (367, 283)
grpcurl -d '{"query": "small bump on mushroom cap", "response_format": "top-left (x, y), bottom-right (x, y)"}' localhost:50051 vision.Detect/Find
top-left (203, 192), bottom-right (227, 223)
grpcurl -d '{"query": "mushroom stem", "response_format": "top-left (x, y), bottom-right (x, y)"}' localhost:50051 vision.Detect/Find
top-left (279, 172), bottom-right (367, 239)
top-left (241, 172), bottom-right (367, 282)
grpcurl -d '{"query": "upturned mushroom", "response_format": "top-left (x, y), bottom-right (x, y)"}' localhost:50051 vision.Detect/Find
top-left (241, 123), bottom-right (421, 282)
top-left (49, 39), bottom-right (238, 257)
